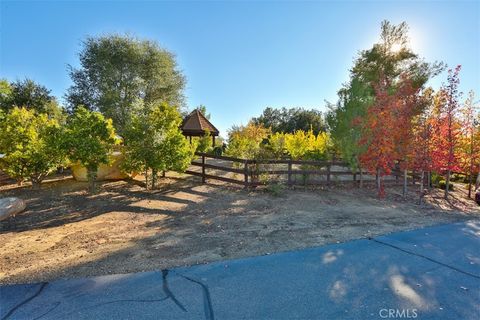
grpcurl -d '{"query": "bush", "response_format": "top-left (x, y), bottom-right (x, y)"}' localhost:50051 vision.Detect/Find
top-left (431, 173), bottom-right (443, 185)
top-left (196, 130), bottom-right (213, 153)
top-left (265, 183), bottom-right (285, 197)
top-left (226, 123), bottom-right (270, 159)
top-left (212, 146), bottom-right (223, 156)
top-left (0, 107), bottom-right (66, 188)
top-left (438, 180), bottom-right (454, 191)
top-left (451, 173), bottom-right (467, 182)
top-left (64, 107), bottom-right (118, 193)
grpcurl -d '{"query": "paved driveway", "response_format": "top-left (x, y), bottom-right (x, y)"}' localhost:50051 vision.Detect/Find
top-left (1, 220), bottom-right (479, 320)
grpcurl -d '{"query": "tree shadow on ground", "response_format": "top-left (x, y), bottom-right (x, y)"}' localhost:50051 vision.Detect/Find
top-left (0, 174), bottom-right (219, 233)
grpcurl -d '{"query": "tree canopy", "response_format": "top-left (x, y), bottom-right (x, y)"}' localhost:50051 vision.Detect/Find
top-left (252, 107), bottom-right (326, 135)
top-left (66, 34), bottom-right (186, 134)
top-left (327, 20), bottom-right (444, 169)
top-left (63, 107), bottom-right (118, 193)
top-left (0, 78), bottom-right (63, 119)
top-left (0, 107), bottom-right (66, 188)
top-left (122, 102), bottom-right (194, 189)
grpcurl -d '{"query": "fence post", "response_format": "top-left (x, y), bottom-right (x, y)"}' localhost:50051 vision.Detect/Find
top-left (201, 154), bottom-right (206, 184)
top-left (287, 160), bottom-right (292, 186)
top-left (244, 160), bottom-right (249, 189)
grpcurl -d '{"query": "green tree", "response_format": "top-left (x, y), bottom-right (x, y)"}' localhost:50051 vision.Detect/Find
top-left (196, 129), bottom-right (213, 153)
top-left (0, 78), bottom-right (64, 119)
top-left (283, 130), bottom-right (331, 160)
top-left (122, 102), bottom-right (194, 189)
top-left (252, 107), bottom-right (326, 135)
top-left (0, 79), bottom-right (12, 100)
top-left (266, 132), bottom-right (287, 158)
top-left (226, 123), bottom-right (271, 159)
top-left (196, 105), bottom-right (211, 120)
top-left (0, 107), bottom-right (66, 188)
top-left (326, 79), bottom-right (371, 170)
top-left (66, 34), bottom-right (186, 134)
top-left (64, 107), bottom-right (117, 193)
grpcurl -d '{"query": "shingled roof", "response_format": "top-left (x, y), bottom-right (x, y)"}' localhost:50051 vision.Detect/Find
top-left (181, 110), bottom-right (219, 136)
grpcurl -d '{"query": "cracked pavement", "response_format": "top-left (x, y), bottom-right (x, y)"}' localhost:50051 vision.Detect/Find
top-left (1, 220), bottom-right (479, 320)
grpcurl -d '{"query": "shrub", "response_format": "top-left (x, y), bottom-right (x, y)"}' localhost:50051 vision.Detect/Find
top-left (265, 183), bottom-right (285, 197)
top-left (196, 130), bottom-right (213, 153)
top-left (284, 130), bottom-right (331, 160)
top-left (431, 173), bottom-right (443, 185)
top-left (212, 146), bottom-right (223, 156)
top-left (0, 107), bottom-right (66, 188)
top-left (438, 180), bottom-right (454, 191)
top-left (226, 123), bottom-right (270, 159)
top-left (64, 107), bottom-right (118, 193)
top-left (451, 173), bottom-right (466, 182)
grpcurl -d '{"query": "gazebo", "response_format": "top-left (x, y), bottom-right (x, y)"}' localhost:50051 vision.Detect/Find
top-left (181, 110), bottom-right (220, 146)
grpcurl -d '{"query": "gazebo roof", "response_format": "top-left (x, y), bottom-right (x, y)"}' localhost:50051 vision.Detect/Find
top-left (181, 110), bottom-right (219, 136)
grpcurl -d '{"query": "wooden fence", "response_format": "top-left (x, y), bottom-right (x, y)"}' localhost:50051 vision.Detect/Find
top-left (185, 152), bottom-right (421, 188)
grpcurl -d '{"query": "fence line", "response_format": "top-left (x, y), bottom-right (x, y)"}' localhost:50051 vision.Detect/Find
top-left (185, 152), bottom-right (423, 188)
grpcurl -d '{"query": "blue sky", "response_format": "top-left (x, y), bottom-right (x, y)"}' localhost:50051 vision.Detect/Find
top-left (1, 1), bottom-right (479, 136)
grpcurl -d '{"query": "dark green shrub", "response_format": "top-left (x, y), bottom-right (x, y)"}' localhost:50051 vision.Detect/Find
top-left (438, 180), bottom-right (454, 191)
top-left (266, 183), bottom-right (285, 197)
top-left (451, 173), bottom-right (466, 182)
top-left (212, 146), bottom-right (223, 156)
top-left (431, 173), bottom-right (443, 185)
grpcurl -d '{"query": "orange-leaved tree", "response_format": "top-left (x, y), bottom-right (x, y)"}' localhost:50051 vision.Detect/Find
top-left (430, 65), bottom-right (462, 199)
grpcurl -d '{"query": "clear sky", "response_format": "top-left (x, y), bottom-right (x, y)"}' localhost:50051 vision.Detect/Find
top-left (1, 0), bottom-right (479, 136)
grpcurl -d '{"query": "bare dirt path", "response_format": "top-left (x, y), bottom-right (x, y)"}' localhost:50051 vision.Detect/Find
top-left (0, 173), bottom-right (478, 285)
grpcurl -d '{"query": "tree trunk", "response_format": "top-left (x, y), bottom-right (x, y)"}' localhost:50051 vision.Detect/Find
top-left (359, 167), bottom-right (363, 189)
top-left (144, 169), bottom-right (150, 190)
top-left (151, 168), bottom-right (158, 189)
top-left (468, 172), bottom-right (473, 198)
top-left (31, 178), bottom-right (42, 190)
top-left (468, 130), bottom-right (474, 198)
top-left (419, 170), bottom-right (425, 205)
top-left (403, 169), bottom-right (408, 199)
top-left (161, 170), bottom-right (166, 178)
top-left (427, 171), bottom-right (431, 192)
top-left (444, 170), bottom-right (451, 199)
top-left (476, 165), bottom-right (480, 191)
top-left (87, 168), bottom-right (97, 194)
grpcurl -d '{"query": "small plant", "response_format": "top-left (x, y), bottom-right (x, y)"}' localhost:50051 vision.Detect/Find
top-left (451, 173), bottom-right (466, 183)
top-left (438, 180), bottom-right (454, 191)
top-left (266, 183), bottom-right (285, 197)
top-left (431, 173), bottom-right (443, 186)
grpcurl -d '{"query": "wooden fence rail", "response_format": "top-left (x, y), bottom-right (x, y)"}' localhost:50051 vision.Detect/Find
top-left (185, 152), bottom-right (424, 189)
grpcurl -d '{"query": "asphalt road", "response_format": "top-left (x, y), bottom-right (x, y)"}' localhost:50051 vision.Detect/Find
top-left (1, 220), bottom-right (479, 320)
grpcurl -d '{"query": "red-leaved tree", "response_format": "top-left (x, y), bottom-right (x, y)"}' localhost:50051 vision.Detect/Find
top-left (430, 65), bottom-right (462, 199)
top-left (358, 73), bottom-right (419, 197)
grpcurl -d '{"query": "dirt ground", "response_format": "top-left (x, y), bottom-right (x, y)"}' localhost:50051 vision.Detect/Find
top-left (0, 172), bottom-right (478, 285)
